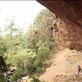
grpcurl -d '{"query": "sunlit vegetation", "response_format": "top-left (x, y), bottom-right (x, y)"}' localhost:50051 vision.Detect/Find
top-left (0, 9), bottom-right (56, 82)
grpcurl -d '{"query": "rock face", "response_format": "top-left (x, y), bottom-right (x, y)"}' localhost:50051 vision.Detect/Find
top-left (56, 18), bottom-right (82, 50)
top-left (37, 0), bottom-right (82, 50)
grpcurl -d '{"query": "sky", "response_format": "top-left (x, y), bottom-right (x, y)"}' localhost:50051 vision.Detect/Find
top-left (0, 1), bottom-right (46, 33)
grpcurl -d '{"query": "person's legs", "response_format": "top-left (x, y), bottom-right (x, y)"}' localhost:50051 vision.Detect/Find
top-left (78, 70), bottom-right (80, 76)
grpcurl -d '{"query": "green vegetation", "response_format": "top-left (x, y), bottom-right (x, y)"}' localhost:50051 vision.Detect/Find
top-left (31, 77), bottom-right (41, 82)
top-left (0, 9), bottom-right (56, 82)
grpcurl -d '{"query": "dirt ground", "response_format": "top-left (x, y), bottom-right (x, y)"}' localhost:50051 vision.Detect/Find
top-left (39, 48), bottom-right (82, 82)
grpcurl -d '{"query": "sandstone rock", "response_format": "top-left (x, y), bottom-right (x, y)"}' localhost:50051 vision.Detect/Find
top-left (37, 0), bottom-right (82, 50)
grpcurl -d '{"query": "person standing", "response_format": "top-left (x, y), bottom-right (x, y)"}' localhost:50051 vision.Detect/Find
top-left (77, 65), bottom-right (82, 76)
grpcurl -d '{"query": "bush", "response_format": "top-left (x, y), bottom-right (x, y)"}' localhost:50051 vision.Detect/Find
top-left (31, 77), bottom-right (41, 82)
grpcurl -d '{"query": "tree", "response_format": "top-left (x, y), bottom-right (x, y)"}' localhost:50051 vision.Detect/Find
top-left (26, 9), bottom-right (56, 74)
top-left (0, 9), bottom-right (56, 82)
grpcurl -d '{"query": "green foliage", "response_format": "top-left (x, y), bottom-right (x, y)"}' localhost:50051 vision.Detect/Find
top-left (10, 68), bottom-right (23, 81)
top-left (25, 9), bottom-right (56, 75)
top-left (0, 8), bottom-right (56, 82)
top-left (0, 39), bottom-right (7, 53)
top-left (31, 77), bottom-right (41, 82)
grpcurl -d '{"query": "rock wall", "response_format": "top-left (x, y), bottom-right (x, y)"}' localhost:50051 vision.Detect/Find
top-left (37, 0), bottom-right (82, 50)
top-left (56, 18), bottom-right (82, 50)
